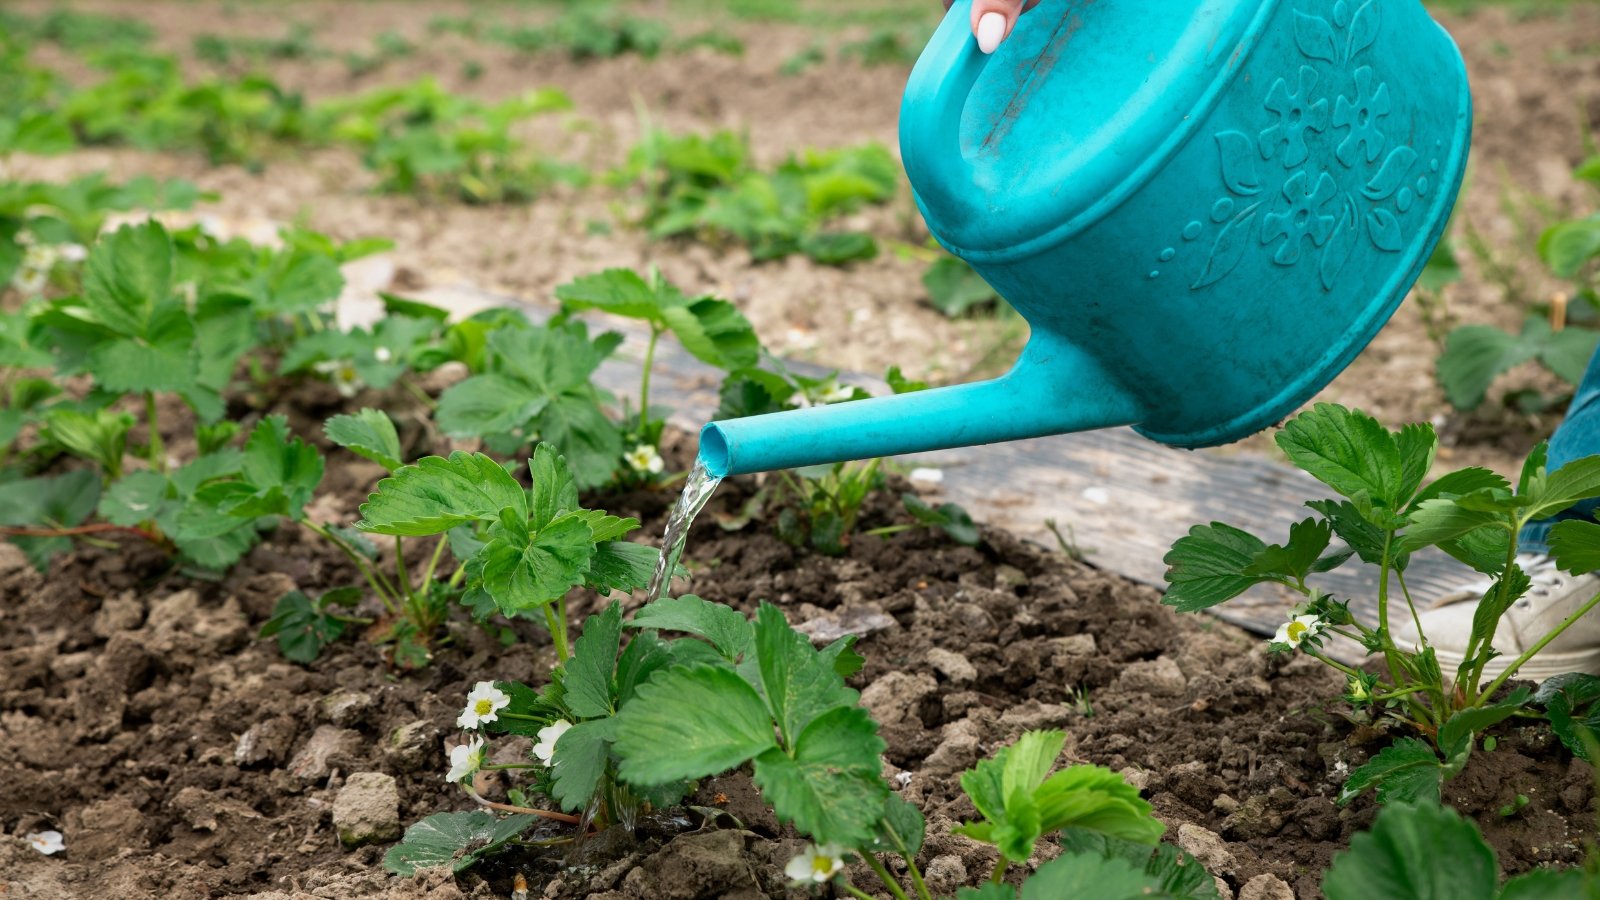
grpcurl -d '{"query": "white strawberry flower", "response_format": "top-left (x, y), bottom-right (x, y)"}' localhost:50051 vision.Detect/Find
top-left (26, 830), bottom-right (65, 856)
top-left (532, 719), bottom-right (574, 766)
top-left (457, 681), bottom-right (511, 729)
top-left (446, 736), bottom-right (486, 783)
top-left (625, 444), bottom-right (664, 475)
top-left (816, 379), bottom-right (855, 405)
top-left (374, 346), bottom-right (393, 363)
top-left (784, 843), bottom-right (846, 883)
top-left (312, 359), bottom-right (362, 398)
top-left (1273, 614), bottom-right (1324, 649)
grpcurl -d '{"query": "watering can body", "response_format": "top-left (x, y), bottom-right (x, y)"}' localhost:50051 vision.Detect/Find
top-left (698, 0), bottom-right (1470, 478)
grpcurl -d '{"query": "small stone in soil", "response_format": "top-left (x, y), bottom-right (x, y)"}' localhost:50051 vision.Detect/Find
top-left (927, 648), bottom-right (977, 684)
top-left (333, 772), bottom-right (401, 848)
top-left (794, 606), bottom-right (897, 644)
top-left (1114, 655), bottom-right (1188, 697)
top-left (1238, 874), bottom-right (1295, 900)
top-left (1177, 823), bottom-right (1236, 878)
top-left (923, 855), bottom-right (968, 895)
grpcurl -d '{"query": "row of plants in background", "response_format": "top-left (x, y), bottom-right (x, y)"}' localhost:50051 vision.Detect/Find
top-left (428, 6), bottom-right (744, 61)
top-left (1163, 401), bottom-right (1600, 806)
top-left (1435, 153), bottom-right (1600, 413)
top-left (623, 127), bottom-right (899, 265)
top-left (2, 208), bottom-right (970, 659)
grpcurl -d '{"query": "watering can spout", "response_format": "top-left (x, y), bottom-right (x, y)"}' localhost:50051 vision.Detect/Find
top-left (698, 336), bottom-right (1143, 478)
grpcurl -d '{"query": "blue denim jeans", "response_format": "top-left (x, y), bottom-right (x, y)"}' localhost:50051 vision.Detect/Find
top-left (1519, 346), bottom-right (1600, 554)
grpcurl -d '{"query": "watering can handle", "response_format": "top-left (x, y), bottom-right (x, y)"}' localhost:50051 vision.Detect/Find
top-left (899, 0), bottom-right (994, 222)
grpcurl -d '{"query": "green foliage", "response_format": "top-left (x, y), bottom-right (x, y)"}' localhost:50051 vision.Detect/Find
top-left (259, 587), bottom-right (362, 663)
top-left (954, 730), bottom-right (1162, 863)
top-left (555, 268), bottom-right (759, 372)
top-left (613, 601), bottom-right (887, 847)
top-left (924, 255), bottom-right (1005, 317)
top-left (357, 444), bottom-right (658, 616)
top-left (382, 811), bottom-right (539, 876)
top-left (434, 322), bottom-right (623, 488)
top-left (627, 129), bottom-right (896, 265)
top-left (1163, 404), bottom-right (1600, 805)
top-left (1533, 673), bottom-right (1600, 760)
top-left (316, 79), bottom-right (575, 203)
top-left (0, 469), bottom-right (99, 570)
top-left (901, 493), bottom-right (980, 546)
top-left (1322, 802), bottom-right (1590, 899)
top-left (325, 408), bottom-right (405, 472)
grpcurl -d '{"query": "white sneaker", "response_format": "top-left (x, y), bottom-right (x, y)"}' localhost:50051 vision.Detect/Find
top-left (1390, 554), bottom-right (1600, 684)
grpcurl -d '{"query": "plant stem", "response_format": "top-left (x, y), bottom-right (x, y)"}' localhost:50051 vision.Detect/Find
top-left (863, 524), bottom-right (916, 538)
top-left (480, 763), bottom-right (543, 771)
top-left (464, 787), bottom-right (581, 824)
top-left (1466, 523), bottom-right (1522, 704)
top-left (860, 853), bottom-right (912, 900)
top-left (1376, 535), bottom-right (1408, 690)
top-left (639, 325), bottom-right (660, 434)
top-left (543, 604), bottom-right (569, 663)
top-left (144, 391), bottom-right (165, 471)
top-left (419, 535), bottom-right (449, 591)
top-left (1303, 649), bottom-right (1371, 682)
top-left (903, 855), bottom-right (933, 900)
top-left (991, 858), bottom-right (1008, 885)
top-left (1394, 568), bottom-right (1427, 647)
top-left (305, 521), bottom-right (399, 616)
top-left (1479, 587), bottom-right (1600, 704)
top-left (837, 881), bottom-right (876, 900)
top-left (448, 561), bottom-right (468, 589)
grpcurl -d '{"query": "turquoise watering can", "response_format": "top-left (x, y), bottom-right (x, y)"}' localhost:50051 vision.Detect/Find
top-left (699, 0), bottom-right (1470, 478)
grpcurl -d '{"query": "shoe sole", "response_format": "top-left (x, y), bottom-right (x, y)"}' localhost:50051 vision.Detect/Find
top-left (1429, 646), bottom-right (1600, 685)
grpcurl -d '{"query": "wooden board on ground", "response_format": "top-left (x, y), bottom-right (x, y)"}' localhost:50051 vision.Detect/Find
top-left (412, 283), bottom-right (1483, 652)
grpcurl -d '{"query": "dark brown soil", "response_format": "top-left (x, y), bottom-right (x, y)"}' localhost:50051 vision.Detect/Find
top-left (2, 426), bottom-right (1594, 900)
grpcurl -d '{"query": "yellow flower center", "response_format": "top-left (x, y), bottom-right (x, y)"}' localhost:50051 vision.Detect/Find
top-left (812, 855), bottom-right (835, 876)
top-left (1287, 621), bottom-right (1307, 642)
top-left (474, 699), bottom-right (495, 716)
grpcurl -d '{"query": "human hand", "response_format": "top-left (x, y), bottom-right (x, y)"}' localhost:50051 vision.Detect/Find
top-left (942, 0), bottom-right (1043, 54)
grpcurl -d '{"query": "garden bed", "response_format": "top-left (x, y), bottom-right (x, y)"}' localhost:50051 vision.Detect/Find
top-left (2, 425), bottom-right (1593, 899)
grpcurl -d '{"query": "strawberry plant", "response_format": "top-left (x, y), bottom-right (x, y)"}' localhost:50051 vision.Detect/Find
top-left (625, 129), bottom-right (897, 265)
top-left (1163, 402), bottom-right (1600, 804)
top-left (315, 79), bottom-right (577, 203)
top-left (1438, 154), bottom-right (1600, 412)
top-left (554, 266), bottom-right (758, 485)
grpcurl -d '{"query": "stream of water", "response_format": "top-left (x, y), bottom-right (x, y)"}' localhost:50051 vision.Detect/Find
top-left (644, 457), bottom-right (723, 603)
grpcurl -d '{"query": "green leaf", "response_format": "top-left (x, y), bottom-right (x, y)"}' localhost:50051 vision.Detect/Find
top-left (527, 442), bottom-right (580, 530)
top-left (1439, 324), bottom-right (1538, 411)
top-left (1535, 673), bottom-right (1600, 761)
top-left (1244, 517), bottom-right (1333, 582)
top-left (629, 593), bottom-right (754, 661)
top-left (1162, 522), bottom-right (1271, 611)
top-left (587, 541), bottom-right (662, 594)
top-left (1540, 215), bottom-right (1600, 278)
top-left (100, 470), bottom-right (172, 525)
top-left (753, 602), bottom-right (859, 745)
top-left (1322, 802), bottom-right (1498, 900)
top-left (479, 513), bottom-right (594, 612)
top-left (0, 469), bottom-right (101, 570)
top-left (258, 590), bottom-right (346, 664)
top-left (1002, 730), bottom-right (1065, 802)
top-left (1035, 765), bottom-right (1164, 845)
top-left (555, 268), bottom-right (665, 320)
top-left (230, 415), bottom-right (324, 520)
top-left (902, 493), bottom-right (980, 546)
top-left (923, 255), bottom-right (1000, 317)
top-left (1395, 423), bottom-right (1438, 505)
top-left (613, 665), bottom-right (776, 784)
top-left (1438, 688), bottom-right (1532, 768)
top-left (1338, 738), bottom-right (1442, 806)
top-left (88, 307), bottom-right (198, 394)
top-left (382, 811), bottom-right (538, 876)
top-left (82, 220), bottom-right (173, 337)
top-left (549, 717), bottom-right (618, 813)
top-left (1056, 833), bottom-right (1220, 900)
top-left (357, 451), bottom-right (525, 536)
top-left (867, 793), bottom-right (925, 856)
top-left (430, 373), bottom-right (547, 435)
top-left (660, 296), bottom-right (759, 371)
top-left (1409, 467), bottom-right (1513, 513)
top-left (1402, 498), bottom-right (1504, 553)
top-left (751, 705), bottom-right (888, 846)
top-left (324, 408), bottom-right (404, 472)
top-left (1020, 852), bottom-right (1166, 900)
top-left (44, 407), bottom-right (131, 474)
top-left (1276, 404), bottom-right (1403, 506)
top-left (1528, 456), bottom-right (1600, 523)
top-left (564, 602), bottom-right (623, 718)
top-left (1308, 498), bottom-right (1404, 568)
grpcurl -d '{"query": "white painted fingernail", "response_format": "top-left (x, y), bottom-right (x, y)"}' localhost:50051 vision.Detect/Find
top-left (976, 12), bottom-right (1006, 54)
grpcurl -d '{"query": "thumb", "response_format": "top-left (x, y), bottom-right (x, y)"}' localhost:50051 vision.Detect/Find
top-left (970, 0), bottom-right (1041, 54)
